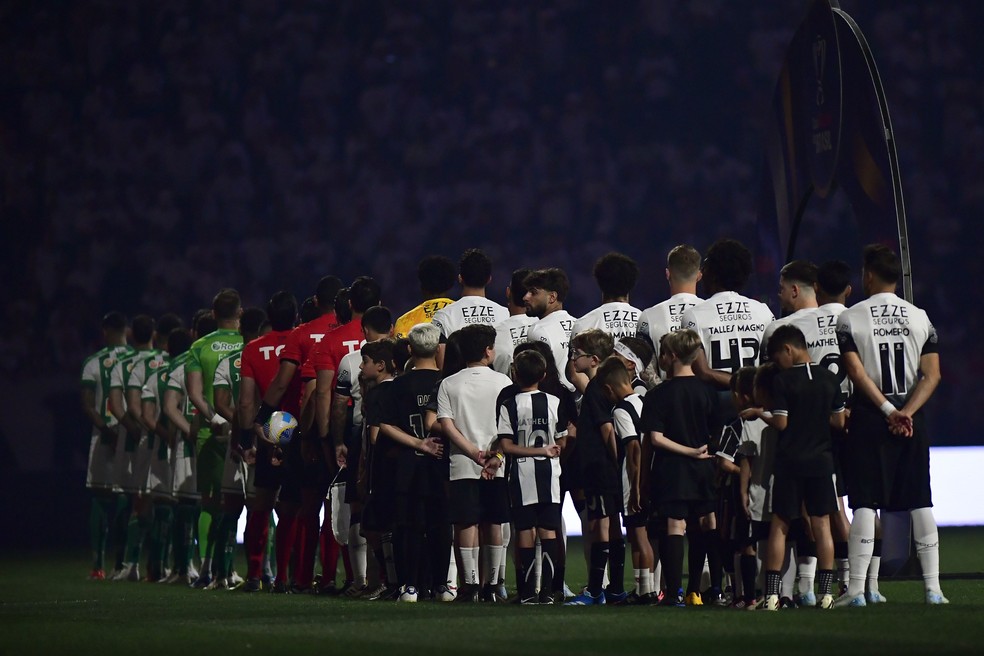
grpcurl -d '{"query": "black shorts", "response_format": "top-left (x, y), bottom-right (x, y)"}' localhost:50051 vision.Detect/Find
top-left (511, 502), bottom-right (562, 531)
top-left (253, 443), bottom-right (283, 490)
top-left (845, 403), bottom-right (932, 511)
top-left (624, 511), bottom-right (648, 529)
top-left (362, 455), bottom-right (397, 532)
top-left (448, 478), bottom-right (509, 526)
top-left (771, 470), bottom-right (838, 520)
top-left (584, 492), bottom-right (621, 520)
top-left (659, 499), bottom-right (716, 521)
top-left (395, 486), bottom-right (449, 529)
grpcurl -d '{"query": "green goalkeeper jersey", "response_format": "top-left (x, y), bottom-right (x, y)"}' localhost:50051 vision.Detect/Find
top-left (186, 328), bottom-right (243, 440)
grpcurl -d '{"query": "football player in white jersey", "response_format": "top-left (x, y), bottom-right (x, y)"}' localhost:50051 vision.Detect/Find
top-left (81, 311), bottom-right (131, 579)
top-left (493, 268), bottom-right (537, 375)
top-left (835, 244), bottom-right (947, 606)
top-left (637, 245), bottom-right (703, 373)
top-left (523, 268), bottom-right (577, 393)
top-left (815, 260), bottom-right (855, 594)
top-left (683, 238), bottom-right (775, 391)
top-left (570, 252), bottom-right (641, 393)
top-left (431, 248), bottom-right (509, 355)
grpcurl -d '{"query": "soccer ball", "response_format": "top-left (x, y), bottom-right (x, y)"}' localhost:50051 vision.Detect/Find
top-left (264, 411), bottom-right (298, 445)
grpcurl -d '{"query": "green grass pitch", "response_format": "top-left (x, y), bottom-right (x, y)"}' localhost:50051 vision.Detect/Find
top-left (2, 528), bottom-right (983, 655)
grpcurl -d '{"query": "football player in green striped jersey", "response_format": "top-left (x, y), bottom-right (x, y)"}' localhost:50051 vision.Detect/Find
top-left (81, 312), bottom-right (132, 580)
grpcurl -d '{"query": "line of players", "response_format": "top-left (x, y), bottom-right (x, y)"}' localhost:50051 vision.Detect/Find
top-left (81, 239), bottom-right (946, 607)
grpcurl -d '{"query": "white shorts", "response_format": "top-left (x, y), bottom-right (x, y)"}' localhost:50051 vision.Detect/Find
top-left (172, 435), bottom-right (200, 500)
top-left (86, 429), bottom-right (118, 491)
top-left (126, 433), bottom-right (154, 494)
top-left (220, 438), bottom-right (248, 497)
top-left (329, 482), bottom-right (350, 545)
top-left (147, 434), bottom-right (174, 500)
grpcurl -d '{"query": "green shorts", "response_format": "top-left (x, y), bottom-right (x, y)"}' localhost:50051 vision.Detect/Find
top-left (196, 434), bottom-right (226, 498)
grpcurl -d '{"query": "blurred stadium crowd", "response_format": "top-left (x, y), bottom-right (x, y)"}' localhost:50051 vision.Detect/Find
top-left (1, 0), bottom-right (981, 449)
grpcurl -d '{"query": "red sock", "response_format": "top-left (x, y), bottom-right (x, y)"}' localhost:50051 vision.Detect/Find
top-left (244, 509), bottom-right (268, 580)
top-left (295, 511), bottom-right (320, 588)
top-left (275, 512), bottom-right (298, 585)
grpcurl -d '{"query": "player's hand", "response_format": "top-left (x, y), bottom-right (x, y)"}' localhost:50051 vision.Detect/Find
top-left (243, 447), bottom-right (257, 465)
top-left (472, 449), bottom-right (486, 466)
top-left (692, 444), bottom-right (712, 459)
top-left (419, 436), bottom-right (444, 458)
top-left (628, 489), bottom-right (642, 514)
top-left (254, 423), bottom-right (275, 446)
top-left (887, 410), bottom-right (913, 438)
top-left (739, 407), bottom-right (762, 421)
top-left (271, 446), bottom-right (285, 467)
top-left (543, 444), bottom-right (561, 458)
top-left (335, 443), bottom-right (348, 469)
top-left (230, 443), bottom-right (244, 463)
top-left (210, 413), bottom-right (230, 435)
top-left (741, 492), bottom-right (751, 519)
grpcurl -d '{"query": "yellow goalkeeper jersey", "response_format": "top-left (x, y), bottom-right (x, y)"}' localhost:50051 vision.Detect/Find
top-left (394, 298), bottom-right (454, 339)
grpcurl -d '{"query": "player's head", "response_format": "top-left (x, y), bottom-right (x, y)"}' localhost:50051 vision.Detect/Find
top-left (212, 288), bottom-right (242, 322)
top-left (506, 268), bottom-right (532, 309)
top-left (816, 260), bottom-right (852, 304)
top-left (778, 260), bottom-right (818, 314)
top-left (861, 244), bottom-right (901, 295)
top-left (408, 323), bottom-right (440, 360)
top-left (334, 288), bottom-right (352, 324)
top-left (361, 305), bottom-right (393, 340)
top-left (458, 248), bottom-right (493, 289)
top-left (267, 291), bottom-right (298, 332)
top-left (360, 338), bottom-right (396, 380)
top-left (701, 239), bottom-right (753, 293)
top-left (442, 330), bottom-right (466, 377)
top-left (316, 276), bottom-right (344, 310)
top-left (753, 362), bottom-right (780, 409)
top-left (349, 276), bottom-right (382, 314)
top-left (593, 252), bottom-right (639, 300)
top-left (240, 307), bottom-right (268, 342)
top-left (766, 324), bottom-right (808, 369)
top-left (512, 349), bottom-right (547, 388)
top-left (156, 313), bottom-right (183, 343)
top-left (101, 311), bottom-right (127, 343)
top-left (514, 340), bottom-right (561, 385)
top-left (299, 295), bottom-right (319, 324)
top-left (662, 328), bottom-right (702, 366)
top-left (666, 244), bottom-right (702, 286)
top-left (523, 268), bottom-right (569, 318)
top-left (596, 356), bottom-right (633, 403)
top-left (570, 329), bottom-right (615, 373)
top-left (191, 308), bottom-right (216, 339)
top-left (131, 314), bottom-right (155, 346)
top-left (392, 338), bottom-right (412, 374)
top-left (456, 324), bottom-right (497, 365)
top-left (167, 328), bottom-right (193, 358)
top-left (418, 255), bottom-right (457, 297)
top-left (730, 366), bottom-right (757, 409)
top-left (613, 336), bottom-right (654, 379)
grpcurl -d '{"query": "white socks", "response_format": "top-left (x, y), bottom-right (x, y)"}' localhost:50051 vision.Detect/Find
top-left (459, 546), bottom-right (480, 585)
top-left (483, 545), bottom-right (504, 585)
top-left (848, 508), bottom-right (876, 597)
top-left (911, 507), bottom-right (942, 594)
top-left (498, 524), bottom-right (511, 583)
top-left (797, 556), bottom-right (817, 594)
top-left (348, 523), bottom-right (367, 587)
top-left (780, 545), bottom-right (796, 598)
top-left (447, 546), bottom-right (458, 588)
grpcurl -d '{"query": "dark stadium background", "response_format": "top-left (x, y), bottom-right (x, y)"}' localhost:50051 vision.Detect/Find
top-left (2, 1), bottom-right (981, 544)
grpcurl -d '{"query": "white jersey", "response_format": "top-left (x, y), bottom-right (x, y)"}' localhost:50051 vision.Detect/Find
top-left (736, 417), bottom-right (775, 521)
top-left (682, 291), bottom-right (775, 373)
top-left (334, 349), bottom-right (364, 427)
top-left (572, 301), bottom-right (641, 340)
top-left (436, 366), bottom-right (513, 481)
top-left (527, 309), bottom-right (577, 392)
top-left (763, 303), bottom-right (851, 394)
top-left (836, 292), bottom-right (937, 408)
top-left (493, 314), bottom-right (538, 375)
top-left (497, 390), bottom-right (567, 506)
top-left (613, 393), bottom-right (645, 515)
top-left (636, 292), bottom-right (702, 379)
top-left (431, 295), bottom-right (509, 338)
top-left (212, 353), bottom-right (237, 391)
